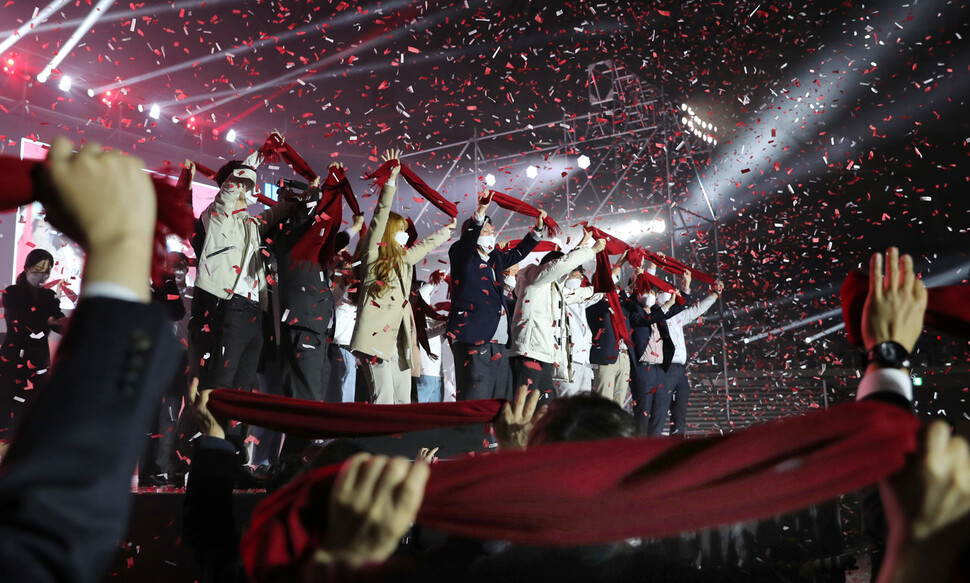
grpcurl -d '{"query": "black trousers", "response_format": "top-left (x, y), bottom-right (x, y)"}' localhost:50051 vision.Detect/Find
top-left (666, 363), bottom-right (690, 436)
top-left (510, 355), bottom-right (555, 405)
top-left (198, 295), bottom-right (263, 391)
top-left (630, 360), bottom-right (666, 436)
top-left (280, 324), bottom-right (332, 402)
top-left (452, 341), bottom-right (513, 402)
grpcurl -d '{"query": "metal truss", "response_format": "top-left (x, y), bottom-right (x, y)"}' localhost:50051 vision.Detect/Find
top-left (402, 60), bottom-right (735, 428)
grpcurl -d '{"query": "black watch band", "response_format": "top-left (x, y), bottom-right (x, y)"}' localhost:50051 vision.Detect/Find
top-left (866, 341), bottom-right (912, 370)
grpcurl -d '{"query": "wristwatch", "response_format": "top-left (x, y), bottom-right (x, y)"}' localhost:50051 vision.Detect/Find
top-left (866, 341), bottom-right (912, 370)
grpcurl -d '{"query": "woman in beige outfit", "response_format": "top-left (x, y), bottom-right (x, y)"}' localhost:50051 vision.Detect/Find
top-left (351, 150), bottom-right (456, 404)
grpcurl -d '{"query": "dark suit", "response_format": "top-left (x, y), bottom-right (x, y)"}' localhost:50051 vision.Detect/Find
top-left (447, 217), bottom-right (539, 401)
top-left (269, 199), bottom-right (344, 403)
top-left (623, 296), bottom-right (684, 435)
top-left (0, 297), bottom-right (179, 583)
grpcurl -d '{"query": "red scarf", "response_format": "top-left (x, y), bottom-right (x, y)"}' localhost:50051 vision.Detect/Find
top-left (841, 270), bottom-right (970, 345)
top-left (0, 155), bottom-right (194, 286)
top-left (365, 161), bottom-right (458, 218)
top-left (289, 166), bottom-right (360, 266)
top-left (208, 389), bottom-right (503, 438)
top-left (234, 397), bottom-right (919, 582)
top-left (487, 189), bottom-right (559, 235)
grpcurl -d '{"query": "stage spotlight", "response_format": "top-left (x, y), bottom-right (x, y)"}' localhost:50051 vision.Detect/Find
top-left (526, 165), bottom-right (538, 179)
top-left (681, 116), bottom-right (688, 125)
top-left (58, 76), bottom-right (71, 92)
top-left (87, 88), bottom-right (94, 97)
top-left (171, 116), bottom-right (180, 124)
top-left (3, 58), bottom-right (13, 73)
top-left (149, 104), bottom-right (160, 120)
top-left (485, 173), bottom-right (496, 186)
top-left (680, 103), bottom-right (687, 111)
top-left (36, 70), bottom-right (49, 83)
top-left (651, 218), bottom-right (666, 233)
top-left (577, 154), bottom-right (591, 169)
top-left (225, 129), bottom-right (237, 142)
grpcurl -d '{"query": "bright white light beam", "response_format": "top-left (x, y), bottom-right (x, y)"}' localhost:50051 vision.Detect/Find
top-left (37, 0), bottom-right (114, 84)
top-left (0, 0), bottom-right (73, 55)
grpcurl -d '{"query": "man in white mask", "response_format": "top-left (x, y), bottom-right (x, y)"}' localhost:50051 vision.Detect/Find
top-left (640, 262), bottom-right (724, 436)
top-left (555, 266), bottom-right (604, 397)
top-left (194, 132), bottom-right (303, 402)
top-left (447, 194), bottom-right (544, 401)
top-left (510, 230), bottom-right (607, 403)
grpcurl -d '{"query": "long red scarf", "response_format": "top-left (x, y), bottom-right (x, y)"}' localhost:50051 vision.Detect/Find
top-left (0, 155), bottom-right (194, 285)
top-left (208, 389), bottom-right (503, 438)
top-left (487, 189), bottom-right (559, 235)
top-left (289, 167), bottom-right (356, 266)
top-left (235, 397), bottom-right (919, 582)
top-left (365, 161), bottom-right (458, 218)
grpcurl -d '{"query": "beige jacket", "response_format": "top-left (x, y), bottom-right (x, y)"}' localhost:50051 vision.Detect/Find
top-left (195, 150), bottom-right (297, 307)
top-left (510, 246), bottom-right (596, 376)
top-left (350, 182), bottom-right (453, 371)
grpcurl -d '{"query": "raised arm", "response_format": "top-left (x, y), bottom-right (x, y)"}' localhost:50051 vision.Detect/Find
top-left (532, 232), bottom-right (603, 286)
top-left (405, 216), bottom-right (457, 265)
top-left (356, 149), bottom-right (402, 265)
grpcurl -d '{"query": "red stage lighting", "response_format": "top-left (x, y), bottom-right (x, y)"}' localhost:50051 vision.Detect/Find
top-left (3, 57), bottom-right (14, 74)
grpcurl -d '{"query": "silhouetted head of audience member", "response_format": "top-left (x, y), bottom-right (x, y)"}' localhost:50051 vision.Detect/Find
top-left (527, 393), bottom-right (638, 448)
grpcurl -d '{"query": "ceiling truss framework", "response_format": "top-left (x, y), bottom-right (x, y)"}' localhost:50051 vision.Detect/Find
top-left (404, 60), bottom-right (736, 423)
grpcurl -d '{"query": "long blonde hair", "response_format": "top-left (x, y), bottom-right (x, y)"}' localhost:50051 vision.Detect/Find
top-left (370, 211), bottom-right (408, 298)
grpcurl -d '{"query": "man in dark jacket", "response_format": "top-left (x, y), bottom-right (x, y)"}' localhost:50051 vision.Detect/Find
top-left (0, 137), bottom-right (180, 583)
top-left (446, 195), bottom-right (543, 401)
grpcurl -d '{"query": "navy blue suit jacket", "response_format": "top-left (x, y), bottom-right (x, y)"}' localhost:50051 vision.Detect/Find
top-left (621, 293), bottom-right (687, 368)
top-left (0, 298), bottom-right (179, 583)
top-left (446, 217), bottom-right (539, 345)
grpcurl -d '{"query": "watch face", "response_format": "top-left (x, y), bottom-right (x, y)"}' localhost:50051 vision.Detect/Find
top-left (880, 343), bottom-right (898, 361)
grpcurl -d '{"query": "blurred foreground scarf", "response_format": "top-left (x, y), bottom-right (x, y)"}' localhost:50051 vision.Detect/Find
top-left (0, 154), bottom-right (194, 285)
top-left (233, 397), bottom-right (918, 582)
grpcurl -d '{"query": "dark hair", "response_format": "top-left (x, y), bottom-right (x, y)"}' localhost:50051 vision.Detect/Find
top-left (569, 265), bottom-right (585, 276)
top-left (24, 249), bottom-right (54, 271)
top-left (528, 393), bottom-right (639, 447)
top-left (214, 160), bottom-right (252, 187)
top-left (540, 250), bottom-right (564, 265)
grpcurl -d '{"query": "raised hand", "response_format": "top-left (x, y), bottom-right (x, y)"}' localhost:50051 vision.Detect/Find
top-left (862, 247), bottom-right (927, 353)
top-left (591, 238), bottom-right (607, 253)
top-left (535, 209), bottom-right (548, 231)
top-left (187, 377), bottom-right (226, 440)
top-left (495, 386), bottom-right (540, 450)
top-left (316, 453), bottom-right (430, 567)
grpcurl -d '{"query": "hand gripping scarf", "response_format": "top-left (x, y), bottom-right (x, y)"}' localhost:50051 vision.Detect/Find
top-left (0, 154), bottom-right (194, 285)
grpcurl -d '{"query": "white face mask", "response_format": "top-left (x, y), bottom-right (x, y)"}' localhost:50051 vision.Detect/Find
top-left (656, 292), bottom-right (672, 305)
top-left (504, 275), bottom-right (516, 288)
top-left (564, 278), bottom-right (582, 289)
top-left (26, 272), bottom-right (48, 288)
top-left (393, 230), bottom-right (410, 247)
top-left (478, 234), bottom-right (496, 253)
top-left (639, 292), bottom-right (656, 307)
top-left (244, 191), bottom-right (258, 206)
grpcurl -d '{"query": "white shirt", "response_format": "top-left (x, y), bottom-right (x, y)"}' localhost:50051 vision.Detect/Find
top-left (331, 284), bottom-right (357, 347)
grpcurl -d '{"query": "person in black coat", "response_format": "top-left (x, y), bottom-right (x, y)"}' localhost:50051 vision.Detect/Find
top-left (446, 196), bottom-right (543, 401)
top-left (0, 248), bottom-right (67, 439)
top-left (619, 270), bottom-right (685, 436)
top-left (0, 137), bottom-right (180, 583)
